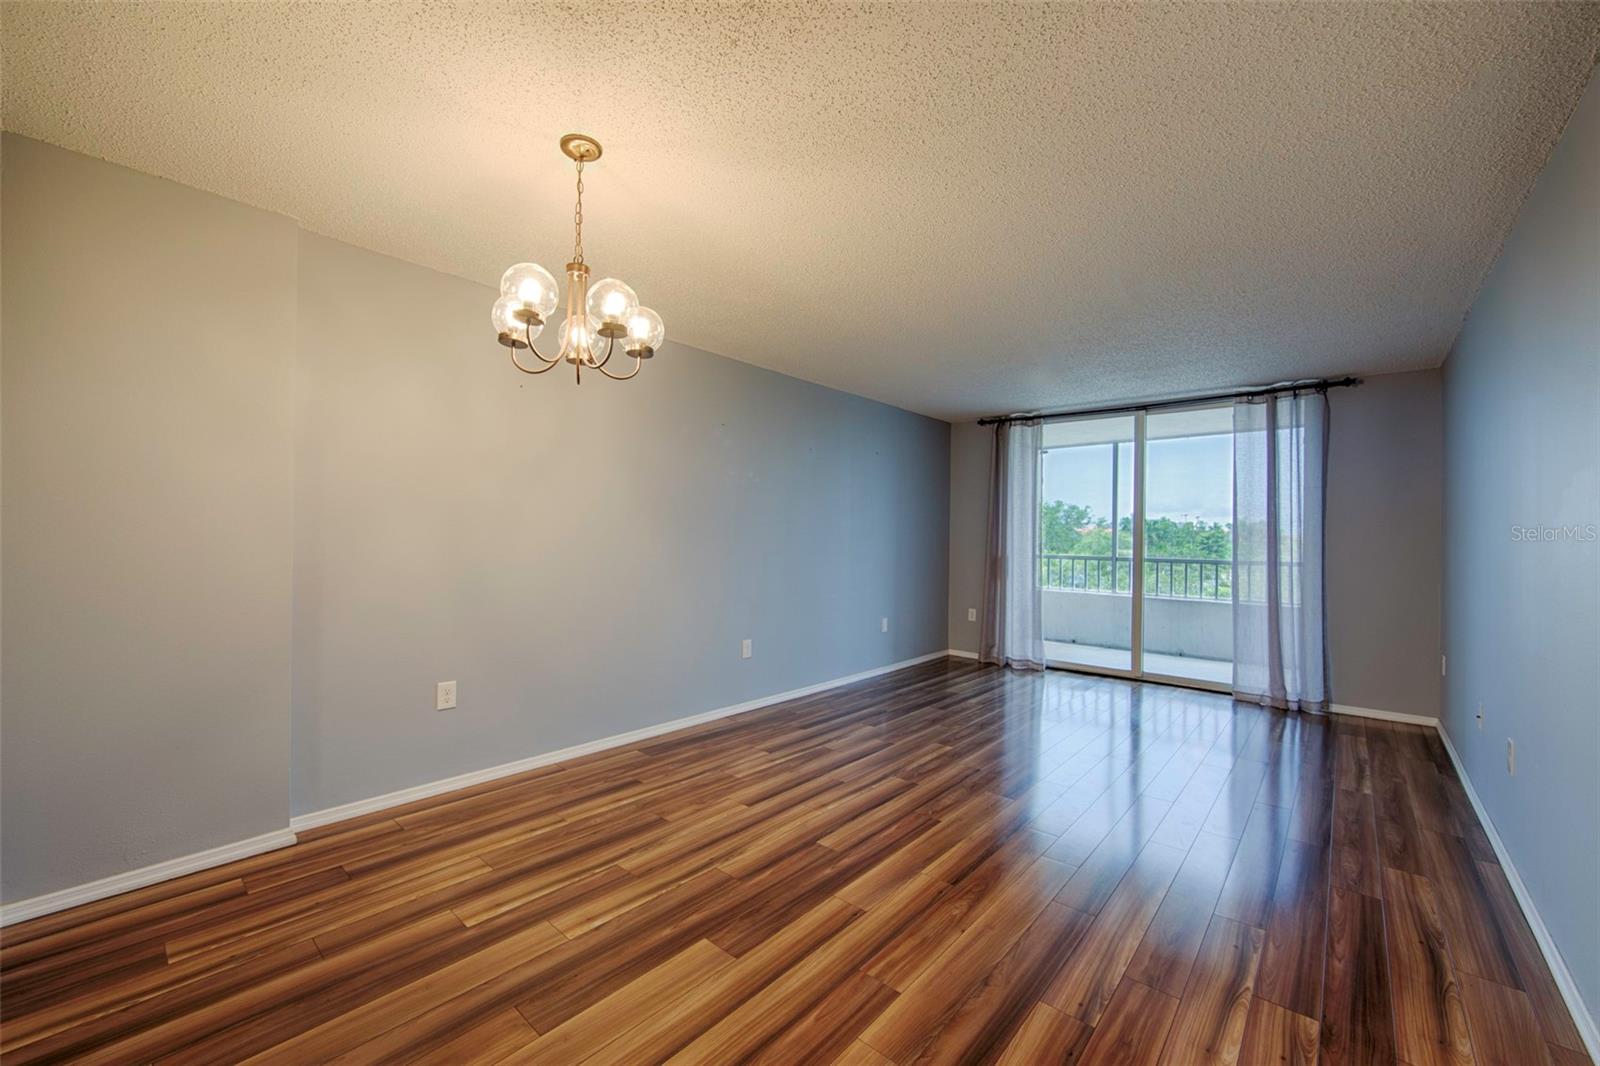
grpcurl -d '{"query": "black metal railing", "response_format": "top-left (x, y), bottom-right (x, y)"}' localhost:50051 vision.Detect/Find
top-left (1041, 554), bottom-right (1132, 594)
top-left (1040, 554), bottom-right (1288, 601)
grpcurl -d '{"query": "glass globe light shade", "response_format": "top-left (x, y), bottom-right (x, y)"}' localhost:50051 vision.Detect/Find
top-left (492, 294), bottom-right (544, 345)
top-left (559, 315), bottom-right (610, 362)
top-left (586, 277), bottom-right (639, 326)
top-left (498, 262), bottom-right (559, 318)
top-left (625, 307), bottom-right (665, 353)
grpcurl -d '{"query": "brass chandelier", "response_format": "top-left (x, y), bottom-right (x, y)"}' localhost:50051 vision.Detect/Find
top-left (491, 134), bottom-right (664, 382)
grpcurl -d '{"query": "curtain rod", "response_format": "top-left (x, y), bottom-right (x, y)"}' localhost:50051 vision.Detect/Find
top-left (974, 376), bottom-right (1362, 426)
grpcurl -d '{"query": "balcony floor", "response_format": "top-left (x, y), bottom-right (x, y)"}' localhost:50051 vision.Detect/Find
top-left (1045, 640), bottom-right (1232, 685)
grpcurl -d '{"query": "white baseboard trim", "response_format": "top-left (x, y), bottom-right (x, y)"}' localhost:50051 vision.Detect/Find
top-left (289, 649), bottom-right (956, 833)
top-left (1433, 724), bottom-right (1600, 1062)
top-left (0, 828), bottom-right (297, 928)
top-left (1329, 702), bottom-right (1440, 727)
top-left (946, 648), bottom-right (980, 660)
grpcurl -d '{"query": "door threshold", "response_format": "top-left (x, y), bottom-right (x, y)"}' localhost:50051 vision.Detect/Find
top-left (1045, 660), bottom-right (1233, 696)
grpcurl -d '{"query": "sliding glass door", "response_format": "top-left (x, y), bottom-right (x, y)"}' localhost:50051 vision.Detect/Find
top-left (1039, 404), bottom-right (1235, 689)
top-left (1140, 406), bottom-right (1234, 685)
top-left (1039, 415), bottom-right (1136, 673)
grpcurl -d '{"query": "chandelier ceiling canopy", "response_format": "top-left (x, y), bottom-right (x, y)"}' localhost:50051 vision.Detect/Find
top-left (491, 134), bottom-right (664, 383)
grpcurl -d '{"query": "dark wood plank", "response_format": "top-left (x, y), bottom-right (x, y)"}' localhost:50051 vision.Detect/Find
top-left (742, 970), bottom-right (899, 1066)
top-left (1255, 838), bottom-right (1329, 1018)
top-left (1334, 734), bottom-right (1372, 794)
top-left (1213, 802), bottom-right (1292, 927)
top-left (884, 900), bottom-right (1091, 1066)
top-left (858, 857), bottom-right (1076, 1062)
top-left (1321, 886), bottom-right (1397, 1066)
top-left (579, 897), bottom-right (862, 1064)
top-left (407, 1007), bottom-right (535, 1065)
top-left (1123, 831), bottom-right (1239, 997)
top-left (1473, 860), bottom-right (1588, 1054)
top-left (663, 870), bottom-right (955, 1063)
top-left (1158, 915), bottom-right (1265, 1066)
top-left (1238, 996), bottom-right (1319, 1066)
top-left (1382, 867), bottom-right (1476, 1066)
top-left (1458, 973), bottom-right (1556, 1066)
top-left (1548, 1043), bottom-right (1597, 1066)
top-left (831, 1040), bottom-right (898, 1066)
top-left (1415, 828), bottom-right (1520, 988)
top-left (93, 912), bottom-right (560, 1066)
top-left (1042, 842), bottom-right (1186, 1025)
top-left (994, 1001), bottom-right (1093, 1065)
top-left (1054, 796), bottom-right (1174, 914)
top-left (1374, 768), bottom-right (1429, 876)
top-left (859, 828), bottom-right (1053, 992)
top-left (496, 939), bottom-right (735, 1065)
top-left (1399, 757), bottom-right (1459, 836)
top-left (1330, 786), bottom-right (1382, 897)
top-left (1077, 979), bottom-right (1181, 1065)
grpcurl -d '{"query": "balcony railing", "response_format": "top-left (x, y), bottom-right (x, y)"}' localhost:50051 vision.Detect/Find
top-left (1041, 554), bottom-right (1281, 601)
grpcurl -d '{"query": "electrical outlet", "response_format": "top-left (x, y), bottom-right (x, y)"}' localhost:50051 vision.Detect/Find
top-left (1506, 738), bottom-right (1515, 776)
top-left (1476, 703), bottom-right (1484, 730)
top-left (741, 638), bottom-right (752, 660)
top-left (436, 680), bottom-right (457, 711)
top-left (881, 617), bottom-right (889, 633)
top-left (967, 607), bottom-right (977, 622)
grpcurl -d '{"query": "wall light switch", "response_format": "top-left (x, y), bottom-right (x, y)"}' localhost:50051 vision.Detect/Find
top-left (881, 617), bottom-right (889, 633)
top-left (741, 639), bottom-right (752, 660)
top-left (967, 607), bottom-right (977, 622)
top-left (436, 680), bottom-right (457, 711)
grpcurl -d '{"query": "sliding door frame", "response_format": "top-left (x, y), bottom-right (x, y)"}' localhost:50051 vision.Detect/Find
top-left (1130, 410), bottom-right (1146, 678)
top-left (1039, 411), bottom-right (1144, 682)
top-left (1041, 404), bottom-right (1233, 696)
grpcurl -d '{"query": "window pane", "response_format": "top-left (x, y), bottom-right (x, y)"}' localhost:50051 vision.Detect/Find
top-left (1040, 414), bottom-right (1135, 672)
top-left (1140, 405), bottom-right (1233, 684)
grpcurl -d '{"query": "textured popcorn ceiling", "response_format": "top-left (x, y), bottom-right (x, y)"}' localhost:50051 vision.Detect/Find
top-left (4, 3), bottom-right (1598, 420)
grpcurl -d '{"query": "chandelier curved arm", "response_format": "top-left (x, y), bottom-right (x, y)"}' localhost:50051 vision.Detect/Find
top-left (512, 347), bottom-right (569, 376)
top-left (507, 320), bottom-right (563, 373)
top-left (591, 334), bottom-right (616, 370)
top-left (593, 351), bottom-right (644, 381)
top-left (512, 336), bottom-right (569, 377)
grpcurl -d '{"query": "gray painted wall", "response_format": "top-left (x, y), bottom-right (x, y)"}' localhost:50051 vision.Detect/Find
top-left (946, 372), bottom-right (1447, 723)
top-left (1442, 72), bottom-right (1600, 1020)
top-left (0, 132), bottom-right (947, 889)
top-left (1, 135), bottom-right (296, 901)
top-left (1326, 369), bottom-right (1443, 717)
top-left (292, 232), bottom-right (950, 815)
top-left (0, 136), bottom-right (950, 899)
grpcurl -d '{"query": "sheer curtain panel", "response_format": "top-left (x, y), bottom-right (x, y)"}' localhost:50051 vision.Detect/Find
top-left (1232, 392), bottom-right (1330, 711)
top-left (980, 419), bottom-right (1045, 671)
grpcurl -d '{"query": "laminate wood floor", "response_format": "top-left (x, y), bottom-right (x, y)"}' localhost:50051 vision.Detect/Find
top-left (0, 658), bottom-right (1589, 1065)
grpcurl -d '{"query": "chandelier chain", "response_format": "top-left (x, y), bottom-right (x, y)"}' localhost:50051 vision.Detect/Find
top-left (573, 160), bottom-right (585, 264)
